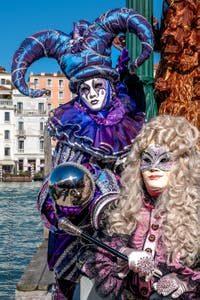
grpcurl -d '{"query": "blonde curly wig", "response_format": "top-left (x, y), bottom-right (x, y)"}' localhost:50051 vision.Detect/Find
top-left (108, 115), bottom-right (200, 266)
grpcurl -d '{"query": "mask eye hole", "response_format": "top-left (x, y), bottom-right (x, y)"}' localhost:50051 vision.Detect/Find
top-left (80, 86), bottom-right (89, 94)
top-left (160, 158), bottom-right (170, 163)
top-left (94, 83), bottom-right (103, 89)
top-left (143, 158), bottom-right (151, 163)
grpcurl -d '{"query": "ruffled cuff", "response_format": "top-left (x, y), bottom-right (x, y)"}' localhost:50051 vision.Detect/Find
top-left (78, 232), bottom-right (128, 299)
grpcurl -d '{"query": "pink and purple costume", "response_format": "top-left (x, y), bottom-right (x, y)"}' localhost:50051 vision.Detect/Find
top-left (81, 201), bottom-right (200, 299)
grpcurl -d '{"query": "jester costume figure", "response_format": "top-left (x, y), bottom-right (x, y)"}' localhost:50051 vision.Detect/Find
top-left (11, 8), bottom-right (154, 299)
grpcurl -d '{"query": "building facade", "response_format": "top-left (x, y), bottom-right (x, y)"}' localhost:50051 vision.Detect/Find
top-left (0, 99), bottom-right (15, 173)
top-left (0, 67), bottom-right (15, 175)
top-left (0, 67), bottom-right (48, 179)
top-left (12, 89), bottom-right (49, 175)
top-left (29, 72), bottom-right (72, 110)
top-left (0, 67), bottom-right (73, 180)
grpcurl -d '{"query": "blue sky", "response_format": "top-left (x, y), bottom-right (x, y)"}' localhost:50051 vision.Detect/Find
top-left (1, 0), bottom-right (162, 74)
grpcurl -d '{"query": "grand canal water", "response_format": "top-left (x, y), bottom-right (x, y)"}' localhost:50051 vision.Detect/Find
top-left (0, 181), bottom-right (44, 300)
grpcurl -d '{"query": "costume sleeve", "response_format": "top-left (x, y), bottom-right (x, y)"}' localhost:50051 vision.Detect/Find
top-left (37, 178), bottom-right (59, 231)
top-left (78, 232), bottom-right (129, 299)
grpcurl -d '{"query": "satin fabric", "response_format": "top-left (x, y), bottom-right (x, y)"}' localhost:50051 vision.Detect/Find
top-left (48, 95), bottom-right (144, 162)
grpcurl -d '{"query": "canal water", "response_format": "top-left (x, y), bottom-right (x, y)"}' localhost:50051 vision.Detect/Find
top-left (0, 181), bottom-right (44, 300)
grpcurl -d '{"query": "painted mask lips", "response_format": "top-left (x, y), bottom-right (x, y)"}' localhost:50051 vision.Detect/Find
top-left (91, 100), bottom-right (99, 105)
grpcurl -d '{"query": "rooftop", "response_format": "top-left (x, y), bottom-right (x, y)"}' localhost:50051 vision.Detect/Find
top-left (30, 72), bottom-right (66, 78)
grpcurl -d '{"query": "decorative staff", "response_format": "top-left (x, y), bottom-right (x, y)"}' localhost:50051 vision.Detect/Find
top-left (58, 217), bottom-right (128, 262)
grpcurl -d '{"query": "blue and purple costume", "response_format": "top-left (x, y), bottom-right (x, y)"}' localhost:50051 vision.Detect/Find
top-left (37, 85), bottom-right (144, 285)
top-left (11, 7), bottom-right (154, 299)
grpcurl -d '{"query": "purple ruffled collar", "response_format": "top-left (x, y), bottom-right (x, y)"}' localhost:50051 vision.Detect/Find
top-left (74, 96), bottom-right (125, 126)
top-left (48, 96), bottom-right (144, 161)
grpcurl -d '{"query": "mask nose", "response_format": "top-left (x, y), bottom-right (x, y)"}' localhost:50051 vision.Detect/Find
top-left (89, 94), bottom-right (96, 99)
top-left (149, 163), bottom-right (160, 171)
top-left (88, 86), bottom-right (98, 99)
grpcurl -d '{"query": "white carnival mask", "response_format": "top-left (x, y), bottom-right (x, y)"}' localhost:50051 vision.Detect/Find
top-left (140, 144), bottom-right (175, 193)
top-left (79, 78), bottom-right (112, 111)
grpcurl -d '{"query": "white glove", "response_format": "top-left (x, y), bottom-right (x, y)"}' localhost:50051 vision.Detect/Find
top-left (120, 247), bottom-right (154, 281)
top-left (153, 273), bottom-right (193, 298)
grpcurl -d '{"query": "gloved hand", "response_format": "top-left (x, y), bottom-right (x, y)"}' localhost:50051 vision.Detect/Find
top-left (153, 273), bottom-right (193, 298)
top-left (120, 247), bottom-right (154, 281)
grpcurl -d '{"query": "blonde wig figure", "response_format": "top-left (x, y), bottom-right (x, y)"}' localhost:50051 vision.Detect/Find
top-left (109, 114), bottom-right (200, 267)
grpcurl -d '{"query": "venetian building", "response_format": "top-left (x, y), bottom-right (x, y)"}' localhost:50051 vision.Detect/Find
top-left (12, 89), bottom-right (48, 174)
top-left (29, 72), bottom-right (72, 110)
top-left (0, 66), bottom-right (15, 174)
top-left (28, 72), bottom-right (72, 174)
